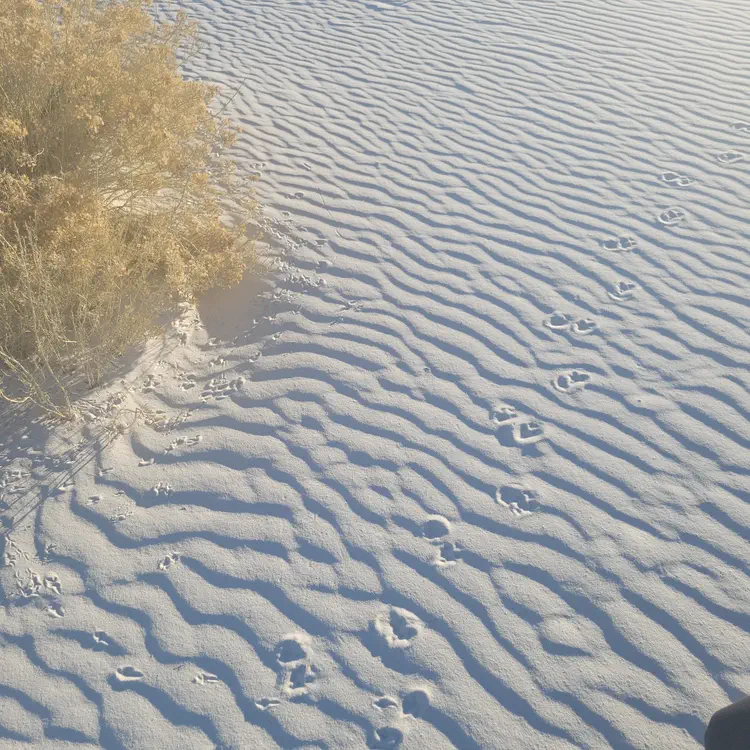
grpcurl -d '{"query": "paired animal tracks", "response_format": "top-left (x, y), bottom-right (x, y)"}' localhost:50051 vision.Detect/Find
top-left (275, 635), bottom-right (319, 697)
top-left (200, 375), bottom-right (244, 403)
top-left (553, 370), bottom-right (591, 393)
top-left (436, 541), bottom-right (463, 565)
top-left (193, 671), bottom-right (219, 686)
top-left (150, 482), bottom-right (174, 497)
top-left (109, 501), bottom-right (134, 523)
top-left (370, 688), bottom-right (430, 748)
top-left (601, 236), bottom-right (637, 252)
top-left (716, 150), bottom-right (745, 165)
top-left (157, 552), bottom-right (181, 571)
top-left (165, 435), bottom-right (203, 453)
top-left (608, 280), bottom-right (638, 302)
top-left (114, 666), bottom-right (144, 684)
top-left (375, 608), bottom-right (423, 649)
top-left (138, 435), bottom-right (202, 471)
top-left (660, 171), bottom-right (692, 186)
top-left (496, 485), bottom-right (538, 517)
top-left (420, 515), bottom-right (464, 566)
top-left (544, 312), bottom-right (598, 336)
top-left (330, 299), bottom-right (366, 326)
top-left (13, 569), bottom-right (64, 616)
top-left (491, 405), bottom-right (546, 446)
top-left (373, 688), bottom-right (430, 717)
top-left (658, 207), bottom-right (687, 226)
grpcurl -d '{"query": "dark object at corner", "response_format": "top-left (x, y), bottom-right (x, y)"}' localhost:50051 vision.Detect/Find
top-left (705, 694), bottom-right (750, 749)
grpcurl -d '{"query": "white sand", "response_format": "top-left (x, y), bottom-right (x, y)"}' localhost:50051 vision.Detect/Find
top-left (2, 0), bottom-right (750, 747)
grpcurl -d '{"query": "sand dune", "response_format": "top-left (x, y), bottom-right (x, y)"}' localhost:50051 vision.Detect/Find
top-left (2, 0), bottom-right (750, 747)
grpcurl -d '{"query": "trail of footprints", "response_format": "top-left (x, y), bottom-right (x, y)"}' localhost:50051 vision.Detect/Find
top-left (653, 127), bottom-right (746, 227)
top-left (108, 635), bottom-right (321, 711)
top-left (86, 128), bottom-right (750, 742)
top-left (11, 568), bottom-right (65, 617)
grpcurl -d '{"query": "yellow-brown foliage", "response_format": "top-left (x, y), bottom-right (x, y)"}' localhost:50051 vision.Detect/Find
top-left (0, 0), bottom-right (259, 414)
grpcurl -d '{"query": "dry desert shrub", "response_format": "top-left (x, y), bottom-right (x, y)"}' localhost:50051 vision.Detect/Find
top-left (0, 0), bottom-right (260, 415)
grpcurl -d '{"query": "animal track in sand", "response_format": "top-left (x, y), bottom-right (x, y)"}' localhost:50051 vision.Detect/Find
top-left (422, 516), bottom-right (450, 539)
top-left (402, 689), bottom-right (430, 718)
top-left (716, 150), bottom-right (745, 164)
top-left (275, 636), bottom-right (308, 664)
top-left (114, 666), bottom-right (144, 683)
top-left (436, 541), bottom-right (463, 566)
top-left (375, 608), bottom-right (423, 648)
top-left (142, 408), bottom-right (195, 433)
top-left (544, 311), bottom-right (575, 332)
top-left (93, 631), bottom-right (115, 650)
top-left (553, 370), bottom-right (591, 393)
top-left (660, 171), bottom-right (692, 186)
top-left (374, 696), bottom-right (399, 710)
top-left (165, 434), bottom-right (203, 454)
top-left (731, 121), bottom-right (750, 133)
top-left (491, 405), bottom-right (518, 424)
top-left (158, 553), bottom-right (181, 571)
top-left (200, 375), bottom-right (244, 403)
top-left (545, 312), bottom-right (598, 336)
top-left (608, 280), bottom-right (638, 301)
top-left (601, 236), bottom-right (638, 252)
top-left (255, 697), bottom-right (280, 711)
top-left (330, 299), bottom-right (365, 326)
top-left (658, 207), bottom-right (686, 226)
top-left (180, 375), bottom-right (197, 390)
top-left (109, 502), bottom-right (134, 523)
top-left (496, 485), bottom-right (538, 517)
top-left (140, 374), bottom-right (163, 394)
top-left (493, 404), bottom-right (546, 446)
top-left (14, 569), bottom-right (43, 598)
top-left (283, 663), bottom-right (319, 695)
top-left (44, 601), bottom-right (65, 618)
top-left (571, 318), bottom-right (598, 335)
top-left (43, 573), bottom-right (62, 595)
top-left (193, 672), bottom-right (219, 685)
top-left (275, 635), bottom-right (318, 696)
top-left (370, 727), bottom-right (404, 749)
top-left (515, 420), bottom-right (545, 445)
